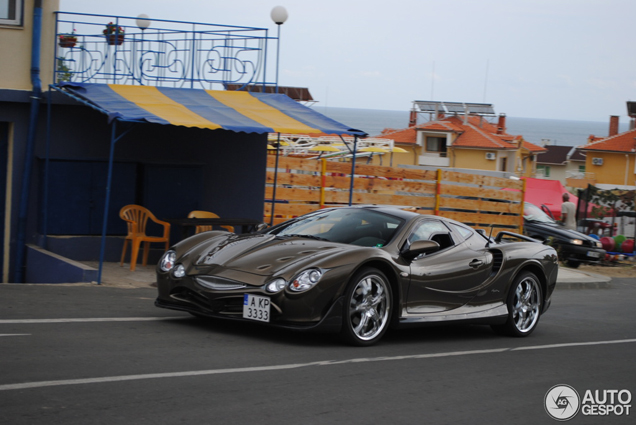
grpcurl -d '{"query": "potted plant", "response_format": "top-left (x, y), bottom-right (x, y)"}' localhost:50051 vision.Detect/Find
top-left (58, 30), bottom-right (77, 48)
top-left (103, 22), bottom-right (125, 46)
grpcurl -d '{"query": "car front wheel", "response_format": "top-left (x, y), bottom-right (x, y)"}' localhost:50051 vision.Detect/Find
top-left (492, 271), bottom-right (542, 337)
top-left (340, 268), bottom-right (392, 346)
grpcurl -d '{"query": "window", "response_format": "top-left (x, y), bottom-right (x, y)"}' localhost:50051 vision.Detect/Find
top-left (578, 165), bottom-right (586, 173)
top-left (447, 223), bottom-right (473, 242)
top-left (537, 165), bottom-right (550, 177)
top-left (425, 136), bottom-right (447, 156)
top-left (408, 220), bottom-right (449, 244)
top-left (0, 0), bottom-right (22, 26)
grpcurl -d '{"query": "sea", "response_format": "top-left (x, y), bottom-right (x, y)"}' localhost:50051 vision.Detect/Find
top-left (314, 106), bottom-right (632, 147)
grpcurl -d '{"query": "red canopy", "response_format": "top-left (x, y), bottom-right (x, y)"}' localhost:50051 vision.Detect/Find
top-left (522, 177), bottom-right (580, 220)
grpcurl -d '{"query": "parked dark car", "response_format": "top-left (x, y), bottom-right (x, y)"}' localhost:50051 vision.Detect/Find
top-left (156, 206), bottom-right (558, 346)
top-left (523, 202), bottom-right (605, 268)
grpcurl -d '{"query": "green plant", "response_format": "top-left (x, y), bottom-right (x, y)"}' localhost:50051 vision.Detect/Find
top-left (103, 22), bottom-right (124, 35)
top-left (56, 58), bottom-right (72, 82)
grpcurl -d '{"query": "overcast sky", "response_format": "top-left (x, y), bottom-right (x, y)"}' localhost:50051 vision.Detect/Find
top-left (60, 0), bottom-right (635, 123)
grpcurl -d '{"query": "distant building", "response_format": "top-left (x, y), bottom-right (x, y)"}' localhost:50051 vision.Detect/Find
top-left (535, 144), bottom-right (586, 185)
top-left (577, 113), bottom-right (636, 189)
top-left (376, 103), bottom-right (545, 177)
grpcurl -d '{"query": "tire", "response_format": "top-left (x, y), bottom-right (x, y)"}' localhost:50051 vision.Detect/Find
top-left (565, 260), bottom-right (581, 268)
top-left (340, 268), bottom-right (392, 346)
top-left (492, 271), bottom-right (542, 337)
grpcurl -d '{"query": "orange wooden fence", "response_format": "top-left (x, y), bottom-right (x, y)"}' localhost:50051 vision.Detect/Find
top-left (264, 156), bottom-right (525, 232)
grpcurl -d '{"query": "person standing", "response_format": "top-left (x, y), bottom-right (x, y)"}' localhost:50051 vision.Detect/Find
top-left (561, 193), bottom-right (577, 230)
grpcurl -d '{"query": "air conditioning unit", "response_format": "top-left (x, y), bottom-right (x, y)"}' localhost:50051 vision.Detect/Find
top-left (485, 152), bottom-right (496, 160)
top-left (592, 158), bottom-right (604, 166)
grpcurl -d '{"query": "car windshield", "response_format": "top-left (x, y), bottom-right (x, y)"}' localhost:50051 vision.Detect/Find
top-left (524, 202), bottom-right (556, 224)
top-left (267, 208), bottom-right (404, 247)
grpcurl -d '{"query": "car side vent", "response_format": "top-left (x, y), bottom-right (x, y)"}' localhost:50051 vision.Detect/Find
top-left (490, 249), bottom-right (503, 276)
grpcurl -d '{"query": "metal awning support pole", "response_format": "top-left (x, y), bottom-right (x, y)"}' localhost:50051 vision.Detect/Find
top-left (41, 87), bottom-right (53, 241)
top-left (270, 132), bottom-right (281, 226)
top-left (348, 135), bottom-right (358, 206)
top-left (14, 0), bottom-right (43, 282)
top-left (97, 121), bottom-right (134, 284)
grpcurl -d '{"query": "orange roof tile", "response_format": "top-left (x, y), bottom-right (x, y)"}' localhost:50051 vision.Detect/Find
top-left (580, 128), bottom-right (636, 153)
top-left (376, 115), bottom-right (545, 152)
top-left (522, 140), bottom-right (546, 152)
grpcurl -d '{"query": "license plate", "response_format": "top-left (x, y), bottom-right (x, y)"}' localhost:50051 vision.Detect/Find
top-left (243, 294), bottom-right (270, 322)
top-left (587, 251), bottom-right (601, 258)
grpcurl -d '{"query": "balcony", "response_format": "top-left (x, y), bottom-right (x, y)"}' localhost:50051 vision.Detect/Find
top-left (566, 171), bottom-right (596, 188)
top-left (54, 12), bottom-right (278, 90)
top-left (419, 153), bottom-right (450, 167)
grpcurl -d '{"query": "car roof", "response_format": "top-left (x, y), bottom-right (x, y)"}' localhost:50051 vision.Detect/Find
top-left (334, 205), bottom-right (453, 221)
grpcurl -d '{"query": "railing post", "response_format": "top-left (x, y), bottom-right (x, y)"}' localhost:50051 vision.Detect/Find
top-left (320, 158), bottom-right (327, 208)
top-left (270, 133), bottom-right (281, 226)
top-left (519, 178), bottom-right (527, 234)
top-left (348, 136), bottom-right (358, 206)
top-left (190, 24), bottom-right (196, 88)
top-left (434, 168), bottom-right (442, 215)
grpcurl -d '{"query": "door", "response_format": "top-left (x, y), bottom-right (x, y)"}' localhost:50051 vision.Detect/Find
top-left (406, 219), bottom-right (493, 313)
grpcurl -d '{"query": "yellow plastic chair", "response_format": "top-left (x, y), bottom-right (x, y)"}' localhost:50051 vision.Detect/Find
top-left (120, 205), bottom-right (170, 271)
top-left (188, 210), bottom-right (234, 233)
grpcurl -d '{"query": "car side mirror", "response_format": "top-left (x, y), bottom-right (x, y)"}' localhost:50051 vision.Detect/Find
top-left (401, 240), bottom-right (440, 261)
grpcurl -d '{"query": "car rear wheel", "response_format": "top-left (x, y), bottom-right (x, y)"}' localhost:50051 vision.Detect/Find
top-left (492, 271), bottom-right (542, 337)
top-left (340, 268), bottom-right (392, 346)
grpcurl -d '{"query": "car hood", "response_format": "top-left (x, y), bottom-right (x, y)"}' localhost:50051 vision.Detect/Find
top-left (525, 219), bottom-right (596, 242)
top-left (189, 233), bottom-right (349, 276)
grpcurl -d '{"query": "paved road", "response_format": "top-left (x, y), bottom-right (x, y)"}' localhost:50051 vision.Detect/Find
top-left (1, 279), bottom-right (634, 424)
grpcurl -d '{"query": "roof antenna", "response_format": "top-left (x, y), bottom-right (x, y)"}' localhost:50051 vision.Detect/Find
top-left (485, 225), bottom-right (494, 248)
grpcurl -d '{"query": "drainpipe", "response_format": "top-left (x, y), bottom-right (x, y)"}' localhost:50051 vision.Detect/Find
top-left (15, 0), bottom-right (43, 282)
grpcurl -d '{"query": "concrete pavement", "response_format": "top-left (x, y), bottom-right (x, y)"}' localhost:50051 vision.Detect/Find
top-left (555, 266), bottom-right (612, 289)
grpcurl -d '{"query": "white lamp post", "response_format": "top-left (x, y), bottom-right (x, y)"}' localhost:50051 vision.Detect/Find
top-left (270, 6), bottom-right (288, 93)
top-left (134, 15), bottom-right (151, 85)
top-left (136, 14), bottom-right (151, 30)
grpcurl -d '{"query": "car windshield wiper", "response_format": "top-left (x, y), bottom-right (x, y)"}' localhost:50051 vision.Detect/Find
top-left (280, 233), bottom-right (331, 242)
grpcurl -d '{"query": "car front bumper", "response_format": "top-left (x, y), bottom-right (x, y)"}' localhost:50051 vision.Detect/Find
top-left (558, 244), bottom-right (605, 264)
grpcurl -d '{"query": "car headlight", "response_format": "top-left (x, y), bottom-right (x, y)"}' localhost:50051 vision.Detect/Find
top-left (266, 278), bottom-right (287, 293)
top-left (596, 241), bottom-right (603, 248)
top-left (571, 239), bottom-right (583, 245)
top-left (160, 250), bottom-right (176, 272)
top-left (289, 269), bottom-right (323, 292)
top-left (173, 264), bottom-right (186, 278)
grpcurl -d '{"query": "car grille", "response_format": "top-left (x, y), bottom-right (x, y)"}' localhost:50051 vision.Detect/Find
top-left (194, 276), bottom-right (247, 290)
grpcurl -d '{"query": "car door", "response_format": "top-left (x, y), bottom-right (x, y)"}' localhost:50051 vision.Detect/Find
top-left (406, 220), bottom-right (493, 313)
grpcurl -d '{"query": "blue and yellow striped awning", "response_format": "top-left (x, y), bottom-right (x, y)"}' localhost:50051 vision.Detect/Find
top-left (59, 83), bottom-right (366, 136)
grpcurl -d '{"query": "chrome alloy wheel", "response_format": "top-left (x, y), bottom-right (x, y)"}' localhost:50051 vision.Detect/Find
top-left (511, 275), bottom-right (541, 333)
top-left (347, 272), bottom-right (391, 343)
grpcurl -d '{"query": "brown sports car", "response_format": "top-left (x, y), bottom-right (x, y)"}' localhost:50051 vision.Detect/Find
top-left (155, 206), bottom-right (558, 346)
